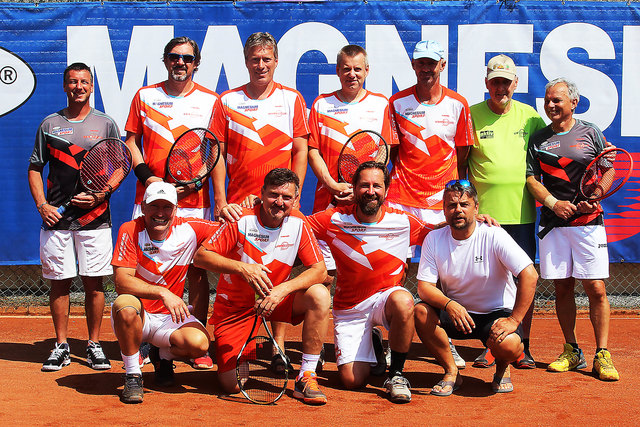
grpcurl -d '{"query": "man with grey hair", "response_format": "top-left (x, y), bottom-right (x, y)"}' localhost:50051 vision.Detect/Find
top-left (215, 31), bottom-right (311, 366)
top-left (526, 78), bottom-right (619, 381)
top-left (414, 179), bottom-right (538, 395)
top-left (466, 54), bottom-right (546, 369)
top-left (124, 35), bottom-right (226, 369)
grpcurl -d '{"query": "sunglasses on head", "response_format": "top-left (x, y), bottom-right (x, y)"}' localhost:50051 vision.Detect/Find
top-left (167, 53), bottom-right (196, 64)
top-left (445, 179), bottom-right (472, 189)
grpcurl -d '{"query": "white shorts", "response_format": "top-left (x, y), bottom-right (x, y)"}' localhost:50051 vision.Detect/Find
top-left (539, 225), bottom-right (609, 280)
top-left (40, 228), bottom-right (113, 280)
top-left (132, 204), bottom-right (210, 220)
top-left (318, 239), bottom-right (336, 271)
top-left (110, 309), bottom-right (202, 349)
top-left (386, 202), bottom-right (444, 258)
top-left (333, 286), bottom-right (411, 366)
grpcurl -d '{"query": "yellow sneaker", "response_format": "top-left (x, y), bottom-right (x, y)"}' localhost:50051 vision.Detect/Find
top-left (593, 350), bottom-right (620, 381)
top-left (547, 343), bottom-right (587, 372)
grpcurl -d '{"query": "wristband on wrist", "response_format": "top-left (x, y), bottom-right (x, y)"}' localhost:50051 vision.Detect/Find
top-left (543, 194), bottom-right (559, 210)
top-left (37, 202), bottom-right (47, 210)
top-left (444, 299), bottom-right (452, 311)
top-left (134, 163), bottom-right (154, 185)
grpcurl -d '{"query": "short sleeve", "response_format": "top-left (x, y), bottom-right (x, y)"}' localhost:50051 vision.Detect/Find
top-left (416, 232), bottom-right (439, 283)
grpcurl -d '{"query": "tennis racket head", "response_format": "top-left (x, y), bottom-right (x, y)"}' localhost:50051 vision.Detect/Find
top-left (166, 127), bottom-right (220, 185)
top-left (580, 147), bottom-right (633, 202)
top-left (79, 138), bottom-right (132, 193)
top-left (337, 130), bottom-right (389, 183)
top-left (236, 317), bottom-right (288, 405)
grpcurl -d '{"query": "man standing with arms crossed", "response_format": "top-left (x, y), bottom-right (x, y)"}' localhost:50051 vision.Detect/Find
top-left (467, 54), bottom-right (546, 369)
top-left (194, 168), bottom-right (330, 405)
top-left (387, 39), bottom-right (474, 368)
top-left (125, 36), bottom-right (225, 369)
top-left (526, 78), bottom-right (619, 381)
top-left (29, 62), bottom-right (119, 371)
top-left (213, 32), bottom-right (310, 361)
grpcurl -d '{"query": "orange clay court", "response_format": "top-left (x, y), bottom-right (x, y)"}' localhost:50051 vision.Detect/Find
top-left (0, 312), bottom-right (638, 425)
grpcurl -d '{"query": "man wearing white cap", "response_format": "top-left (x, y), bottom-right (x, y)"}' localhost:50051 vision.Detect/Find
top-left (387, 40), bottom-right (474, 369)
top-left (466, 54), bottom-right (546, 369)
top-left (110, 182), bottom-right (218, 403)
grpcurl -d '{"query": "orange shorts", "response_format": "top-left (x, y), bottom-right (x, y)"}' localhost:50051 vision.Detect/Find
top-left (212, 293), bottom-right (303, 373)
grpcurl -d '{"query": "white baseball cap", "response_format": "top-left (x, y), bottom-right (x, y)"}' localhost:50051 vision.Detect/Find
top-left (413, 40), bottom-right (445, 61)
top-left (143, 181), bottom-right (177, 205)
top-left (487, 54), bottom-right (517, 80)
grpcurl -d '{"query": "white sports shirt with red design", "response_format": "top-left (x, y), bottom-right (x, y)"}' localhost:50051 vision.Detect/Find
top-left (215, 83), bottom-right (309, 203)
top-left (125, 82), bottom-right (225, 208)
top-left (201, 205), bottom-right (322, 308)
top-left (307, 205), bottom-right (433, 310)
top-left (308, 90), bottom-right (398, 212)
top-left (111, 216), bottom-right (220, 314)
top-left (388, 85), bottom-right (474, 210)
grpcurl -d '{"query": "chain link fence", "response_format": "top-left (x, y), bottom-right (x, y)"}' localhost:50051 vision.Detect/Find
top-left (1, 263), bottom-right (638, 312)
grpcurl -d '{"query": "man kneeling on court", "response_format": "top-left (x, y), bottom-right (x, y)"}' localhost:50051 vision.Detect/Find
top-left (193, 168), bottom-right (330, 405)
top-left (414, 180), bottom-right (537, 395)
top-left (111, 182), bottom-right (217, 403)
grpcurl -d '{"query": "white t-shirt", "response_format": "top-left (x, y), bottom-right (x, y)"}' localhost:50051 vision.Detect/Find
top-left (417, 222), bottom-right (532, 314)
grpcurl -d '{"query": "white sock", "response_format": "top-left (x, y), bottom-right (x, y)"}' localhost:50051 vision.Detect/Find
top-left (297, 353), bottom-right (320, 380)
top-left (122, 352), bottom-right (142, 375)
top-left (159, 346), bottom-right (173, 361)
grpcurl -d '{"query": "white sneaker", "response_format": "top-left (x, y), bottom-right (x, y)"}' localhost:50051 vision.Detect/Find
top-left (384, 375), bottom-right (411, 403)
top-left (449, 340), bottom-right (466, 369)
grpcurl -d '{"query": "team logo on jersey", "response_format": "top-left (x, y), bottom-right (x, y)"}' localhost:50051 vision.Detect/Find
top-left (153, 101), bottom-right (173, 108)
top-left (514, 129), bottom-right (528, 138)
top-left (142, 242), bottom-right (159, 255)
top-left (474, 255), bottom-right (483, 263)
top-left (247, 231), bottom-right (269, 242)
top-left (275, 241), bottom-right (295, 250)
top-left (402, 108), bottom-right (425, 118)
top-left (52, 126), bottom-right (73, 136)
top-left (479, 130), bottom-right (494, 139)
top-left (598, 243), bottom-right (608, 248)
top-left (328, 107), bottom-right (348, 115)
top-left (268, 108), bottom-right (288, 118)
top-left (380, 232), bottom-right (400, 241)
top-left (435, 115), bottom-right (455, 127)
top-left (238, 104), bottom-right (258, 112)
top-left (344, 225), bottom-right (366, 233)
top-left (540, 140), bottom-right (560, 151)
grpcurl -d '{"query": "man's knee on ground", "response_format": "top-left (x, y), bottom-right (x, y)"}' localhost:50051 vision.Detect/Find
top-left (339, 365), bottom-right (368, 390)
top-left (219, 369), bottom-right (240, 394)
top-left (112, 295), bottom-right (142, 326)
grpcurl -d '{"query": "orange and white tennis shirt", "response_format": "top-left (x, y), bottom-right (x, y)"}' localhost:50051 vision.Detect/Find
top-left (111, 216), bottom-right (220, 314)
top-left (201, 205), bottom-right (322, 309)
top-left (307, 205), bottom-right (433, 310)
top-left (125, 82), bottom-right (225, 208)
top-left (308, 90), bottom-right (398, 212)
top-left (217, 83), bottom-right (309, 203)
top-left (388, 86), bottom-right (473, 210)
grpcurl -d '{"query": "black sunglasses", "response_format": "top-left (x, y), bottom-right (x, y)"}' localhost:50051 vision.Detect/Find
top-left (167, 53), bottom-right (196, 64)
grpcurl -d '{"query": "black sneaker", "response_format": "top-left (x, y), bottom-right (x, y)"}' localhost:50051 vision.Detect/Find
top-left (42, 342), bottom-right (71, 372)
top-left (121, 373), bottom-right (144, 404)
top-left (87, 341), bottom-right (111, 370)
top-left (371, 327), bottom-right (386, 376)
top-left (149, 345), bottom-right (175, 387)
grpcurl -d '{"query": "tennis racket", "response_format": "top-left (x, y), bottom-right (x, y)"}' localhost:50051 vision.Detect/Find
top-left (538, 147), bottom-right (633, 239)
top-left (165, 127), bottom-right (220, 188)
top-left (236, 315), bottom-right (288, 405)
top-left (57, 137), bottom-right (132, 214)
top-left (337, 130), bottom-right (389, 184)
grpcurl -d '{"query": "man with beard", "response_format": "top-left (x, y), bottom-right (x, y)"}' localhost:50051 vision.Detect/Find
top-left (194, 168), bottom-right (330, 405)
top-left (306, 161), bottom-right (434, 404)
top-left (124, 36), bottom-right (225, 369)
top-left (413, 180), bottom-right (537, 395)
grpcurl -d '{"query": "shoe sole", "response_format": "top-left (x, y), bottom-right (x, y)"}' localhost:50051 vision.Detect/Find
top-left (87, 359), bottom-right (111, 370)
top-left (292, 390), bottom-right (327, 405)
top-left (547, 361), bottom-right (587, 372)
top-left (514, 362), bottom-right (535, 369)
top-left (41, 358), bottom-right (70, 372)
top-left (592, 367), bottom-right (620, 381)
top-left (389, 395), bottom-right (411, 404)
top-left (472, 361), bottom-right (495, 368)
top-left (122, 394), bottom-right (144, 404)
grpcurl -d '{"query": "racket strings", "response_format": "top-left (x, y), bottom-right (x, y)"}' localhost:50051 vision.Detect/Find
top-left (581, 149), bottom-right (630, 200)
top-left (80, 140), bottom-right (132, 192)
top-left (338, 131), bottom-right (388, 183)
top-left (167, 129), bottom-right (219, 183)
top-left (239, 336), bottom-right (287, 404)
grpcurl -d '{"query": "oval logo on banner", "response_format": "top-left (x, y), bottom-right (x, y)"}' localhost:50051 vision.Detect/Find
top-left (0, 47), bottom-right (36, 117)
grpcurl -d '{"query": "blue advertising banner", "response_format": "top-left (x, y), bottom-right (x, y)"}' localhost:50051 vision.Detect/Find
top-left (1, 1), bottom-right (639, 264)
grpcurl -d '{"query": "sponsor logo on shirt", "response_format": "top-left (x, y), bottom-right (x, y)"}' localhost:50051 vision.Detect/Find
top-left (435, 115), bottom-right (455, 127)
top-left (344, 225), bottom-right (366, 233)
top-left (268, 109), bottom-right (288, 118)
top-left (275, 241), bottom-right (295, 250)
top-left (540, 140), bottom-right (561, 151)
top-left (474, 255), bottom-right (483, 263)
top-left (380, 232), bottom-right (400, 241)
top-left (328, 107), bottom-right (348, 115)
top-left (514, 129), bottom-right (528, 138)
top-left (248, 231), bottom-right (269, 242)
top-left (52, 126), bottom-right (73, 136)
top-left (402, 108), bottom-right (425, 118)
top-left (239, 104), bottom-right (259, 112)
top-left (153, 101), bottom-right (173, 108)
top-left (598, 243), bottom-right (608, 248)
top-left (479, 130), bottom-right (494, 139)
top-left (142, 242), bottom-right (159, 255)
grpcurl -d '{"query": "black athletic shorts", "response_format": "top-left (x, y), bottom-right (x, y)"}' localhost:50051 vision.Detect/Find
top-left (434, 306), bottom-right (524, 346)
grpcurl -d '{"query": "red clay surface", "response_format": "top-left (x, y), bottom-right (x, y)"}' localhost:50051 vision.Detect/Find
top-left (0, 314), bottom-right (638, 425)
